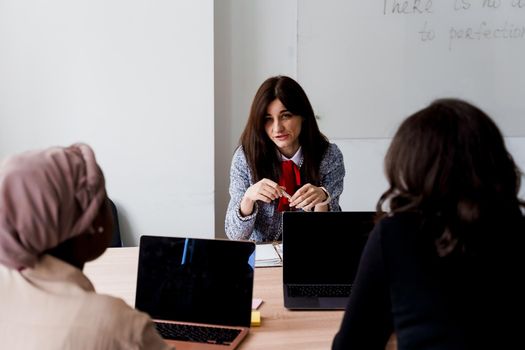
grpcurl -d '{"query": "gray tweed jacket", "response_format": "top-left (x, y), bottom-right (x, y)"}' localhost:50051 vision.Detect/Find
top-left (225, 143), bottom-right (345, 242)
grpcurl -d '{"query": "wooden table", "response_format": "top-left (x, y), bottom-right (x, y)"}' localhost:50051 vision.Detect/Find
top-left (85, 247), bottom-right (396, 349)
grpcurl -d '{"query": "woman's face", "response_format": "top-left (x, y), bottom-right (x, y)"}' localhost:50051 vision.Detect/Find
top-left (264, 98), bottom-right (302, 158)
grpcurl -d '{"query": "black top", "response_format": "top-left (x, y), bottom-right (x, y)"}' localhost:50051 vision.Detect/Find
top-left (332, 212), bottom-right (525, 350)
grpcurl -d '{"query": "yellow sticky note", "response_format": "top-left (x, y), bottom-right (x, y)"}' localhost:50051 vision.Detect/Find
top-left (251, 310), bottom-right (261, 327)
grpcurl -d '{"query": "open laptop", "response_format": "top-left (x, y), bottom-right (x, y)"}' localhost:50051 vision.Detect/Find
top-left (135, 235), bottom-right (256, 349)
top-left (282, 211), bottom-right (376, 310)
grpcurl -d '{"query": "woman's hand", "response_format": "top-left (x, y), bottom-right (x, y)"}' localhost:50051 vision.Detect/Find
top-left (289, 184), bottom-right (329, 212)
top-left (240, 178), bottom-right (286, 216)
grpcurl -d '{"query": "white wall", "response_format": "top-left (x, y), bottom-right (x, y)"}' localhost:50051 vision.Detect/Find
top-left (213, 0), bottom-right (525, 237)
top-left (0, 0), bottom-right (215, 246)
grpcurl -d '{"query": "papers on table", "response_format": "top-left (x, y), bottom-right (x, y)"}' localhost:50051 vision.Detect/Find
top-left (255, 242), bottom-right (283, 267)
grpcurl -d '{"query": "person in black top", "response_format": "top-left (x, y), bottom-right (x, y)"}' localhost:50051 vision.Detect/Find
top-left (332, 98), bottom-right (525, 350)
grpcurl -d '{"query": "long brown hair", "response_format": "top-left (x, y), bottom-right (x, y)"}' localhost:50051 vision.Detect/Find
top-left (240, 76), bottom-right (329, 184)
top-left (378, 98), bottom-right (523, 255)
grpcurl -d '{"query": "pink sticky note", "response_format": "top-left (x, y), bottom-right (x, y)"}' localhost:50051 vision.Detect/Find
top-left (252, 298), bottom-right (263, 310)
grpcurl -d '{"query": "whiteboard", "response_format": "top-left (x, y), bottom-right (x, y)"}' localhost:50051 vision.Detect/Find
top-left (298, 0), bottom-right (525, 138)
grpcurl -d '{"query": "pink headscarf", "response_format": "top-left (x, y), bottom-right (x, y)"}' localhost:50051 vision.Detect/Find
top-left (0, 143), bottom-right (107, 270)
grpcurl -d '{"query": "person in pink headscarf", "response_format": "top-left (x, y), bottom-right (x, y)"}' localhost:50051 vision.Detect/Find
top-left (0, 143), bottom-right (172, 350)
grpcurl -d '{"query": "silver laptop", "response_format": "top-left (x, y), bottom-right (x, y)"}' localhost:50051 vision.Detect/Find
top-left (282, 211), bottom-right (376, 310)
top-left (135, 235), bottom-right (255, 349)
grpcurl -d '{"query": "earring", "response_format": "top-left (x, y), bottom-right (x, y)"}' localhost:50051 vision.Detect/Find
top-left (97, 226), bottom-right (104, 234)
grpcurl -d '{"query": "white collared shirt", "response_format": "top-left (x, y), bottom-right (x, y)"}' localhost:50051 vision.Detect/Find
top-left (280, 146), bottom-right (303, 167)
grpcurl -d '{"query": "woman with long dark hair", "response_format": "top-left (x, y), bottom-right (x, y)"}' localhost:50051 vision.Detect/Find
top-left (333, 98), bottom-right (525, 349)
top-left (225, 76), bottom-right (345, 242)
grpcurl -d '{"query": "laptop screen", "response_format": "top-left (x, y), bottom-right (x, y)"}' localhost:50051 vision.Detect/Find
top-left (282, 211), bottom-right (375, 285)
top-left (135, 236), bottom-right (255, 328)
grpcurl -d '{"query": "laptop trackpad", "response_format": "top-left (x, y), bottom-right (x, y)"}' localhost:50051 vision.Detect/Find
top-left (285, 297), bottom-right (319, 309)
top-left (285, 297), bottom-right (348, 310)
top-left (318, 297), bottom-right (348, 310)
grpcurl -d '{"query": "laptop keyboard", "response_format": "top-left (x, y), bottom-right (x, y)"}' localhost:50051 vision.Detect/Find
top-left (288, 284), bottom-right (351, 298)
top-left (154, 321), bottom-right (241, 345)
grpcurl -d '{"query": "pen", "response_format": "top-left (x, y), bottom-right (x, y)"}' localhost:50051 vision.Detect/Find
top-left (281, 191), bottom-right (292, 200)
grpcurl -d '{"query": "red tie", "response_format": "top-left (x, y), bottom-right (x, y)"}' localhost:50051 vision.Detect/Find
top-left (278, 160), bottom-right (301, 212)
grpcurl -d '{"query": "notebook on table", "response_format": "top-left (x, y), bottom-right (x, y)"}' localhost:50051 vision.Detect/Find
top-left (282, 211), bottom-right (376, 310)
top-left (135, 235), bottom-right (256, 349)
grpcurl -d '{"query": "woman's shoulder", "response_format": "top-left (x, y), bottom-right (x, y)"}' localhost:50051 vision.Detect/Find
top-left (233, 145), bottom-right (245, 156)
top-left (82, 292), bottom-right (152, 329)
top-left (230, 146), bottom-right (253, 181)
top-left (375, 212), bottom-right (424, 237)
top-left (232, 146), bottom-right (248, 164)
top-left (83, 292), bottom-right (141, 316)
top-left (81, 293), bottom-right (162, 345)
top-left (324, 142), bottom-right (343, 159)
top-left (318, 142), bottom-right (344, 165)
